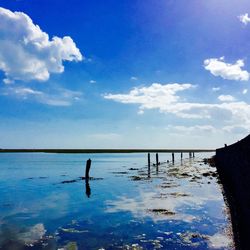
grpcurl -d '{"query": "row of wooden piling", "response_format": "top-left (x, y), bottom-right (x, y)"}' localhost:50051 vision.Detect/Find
top-left (85, 152), bottom-right (195, 180)
top-left (147, 151), bottom-right (195, 168)
top-left (84, 152), bottom-right (196, 196)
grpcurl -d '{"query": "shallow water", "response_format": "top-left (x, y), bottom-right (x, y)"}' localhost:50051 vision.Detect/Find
top-left (0, 153), bottom-right (234, 249)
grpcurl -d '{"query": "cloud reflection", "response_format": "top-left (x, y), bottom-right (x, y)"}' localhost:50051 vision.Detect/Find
top-left (105, 188), bottom-right (220, 223)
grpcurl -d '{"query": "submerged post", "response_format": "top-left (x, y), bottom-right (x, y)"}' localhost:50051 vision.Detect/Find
top-left (85, 158), bottom-right (92, 179)
top-left (172, 152), bottom-right (175, 163)
top-left (181, 152), bottom-right (183, 160)
top-left (193, 152), bottom-right (195, 158)
top-left (189, 152), bottom-right (192, 158)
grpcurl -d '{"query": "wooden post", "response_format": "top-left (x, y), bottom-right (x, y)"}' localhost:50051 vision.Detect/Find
top-left (85, 158), bottom-right (91, 179)
top-left (148, 153), bottom-right (151, 177)
top-left (181, 152), bottom-right (183, 160)
top-left (172, 152), bottom-right (174, 163)
top-left (189, 152), bottom-right (192, 158)
top-left (156, 153), bottom-right (159, 173)
top-left (192, 152), bottom-right (195, 158)
top-left (156, 153), bottom-right (159, 166)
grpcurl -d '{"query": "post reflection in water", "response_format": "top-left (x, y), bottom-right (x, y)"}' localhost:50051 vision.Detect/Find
top-left (84, 158), bottom-right (92, 198)
top-left (85, 179), bottom-right (91, 198)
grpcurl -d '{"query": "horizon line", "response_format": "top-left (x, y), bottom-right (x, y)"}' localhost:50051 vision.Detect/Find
top-left (0, 148), bottom-right (216, 154)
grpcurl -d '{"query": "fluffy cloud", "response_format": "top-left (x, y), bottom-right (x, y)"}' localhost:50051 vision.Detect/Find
top-left (2, 86), bottom-right (82, 106)
top-left (0, 7), bottom-right (82, 83)
top-left (104, 83), bottom-right (207, 119)
top-left (218, 95), bottom-right (235, 102)
top-left (104, 83), bottom-right (250, 129)
top-left (238, 13), bottom-right (250, 25)
top-left (104, 83), bottom-right (194, 114)
top-left (243, 89), bottom-right (248, 94)
top-left (204, 57), bottom-right (249, 81)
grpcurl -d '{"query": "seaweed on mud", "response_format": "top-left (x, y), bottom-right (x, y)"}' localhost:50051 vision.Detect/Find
top-left (128, 168), bottom-right (139, 171)
top-left (160, 182), bottom-right (180, 188)
top-left (179, 231), bottom-right (209, 247)
top-left (111, 171), bottom-right (129, 174)
top-left (153, 192), bottom-right (190, 199)
top-left (61, 177), bottom-right (103, 184)
top-left (147, 209), bottom-right (175, 216)
top-left (130, 176), bottom-right (149, 181)
top-left (61, 179), bottom-right (77, 184)
top-left (168, 192), bottom-right (190, 197)
top-left (202, 171), bottom-right (217, 178)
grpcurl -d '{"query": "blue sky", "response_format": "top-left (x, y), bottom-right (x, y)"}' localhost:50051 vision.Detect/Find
top-left (0, 0), bottom-right (250, 148)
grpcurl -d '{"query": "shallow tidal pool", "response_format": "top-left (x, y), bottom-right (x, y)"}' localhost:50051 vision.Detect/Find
top-left (0, 153), bottom-right (234, 249)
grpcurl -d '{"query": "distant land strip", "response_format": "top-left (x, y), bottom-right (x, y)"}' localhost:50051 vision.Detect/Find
top-left (0, 149), bottom-right (215, 154)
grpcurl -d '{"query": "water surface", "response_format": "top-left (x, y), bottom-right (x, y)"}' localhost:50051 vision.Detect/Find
top-left (0, 153), bottom-right (233, 249)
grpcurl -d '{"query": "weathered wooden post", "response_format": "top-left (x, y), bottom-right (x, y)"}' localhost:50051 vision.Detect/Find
top-left (181, 152), bottom-right (183, 160)
top-left (85, 158), bottom-right (91, 179)
top-left (189, 152), bottom-right (192, 158)
top-left (148, 153), bottom-right (151, 177)
top-left (192, 152), bottom-right (195, 158)
top-left (172, 152), bottom-right (175, 163)
top-left (156, 153), bottom-right (159, 173)
top-left (156, 153), bottom-right (159, 166)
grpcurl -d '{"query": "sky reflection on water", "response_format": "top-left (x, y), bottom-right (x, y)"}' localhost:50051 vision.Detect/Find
top-left (0, 153), bottom-right (234, 249)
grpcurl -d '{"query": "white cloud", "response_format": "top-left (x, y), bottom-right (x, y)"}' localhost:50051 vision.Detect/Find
top-left (2, 86), bottom-right (82, 106)
top-left (104, 83), bottom-right (250, 130)
top-left (212, 87), bottom-right (220, 92)
top-left (89, 80), bottom-right (96, 84)
top-left (104, 82), bottom-right (193, 110)
top-left (0, 7), bottom-right (83, 83)
top-left (104, 83), bottom-right (204, 119)
top-left (218, 95), bottom-right (235, 102)
top-left (204, 57), bottom-right (249, 81)
top-left (130, 76), bottom-right (138, 81)
top-left (243, 89), bottom-right (248, 94)
top-left (238, 13), bottom-right (250, 25)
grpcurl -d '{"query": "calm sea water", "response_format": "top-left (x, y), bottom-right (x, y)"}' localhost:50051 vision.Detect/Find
top-left (0, 153), bottom-right (234, 250)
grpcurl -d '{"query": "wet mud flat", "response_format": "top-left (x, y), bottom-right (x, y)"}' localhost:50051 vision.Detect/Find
top-left (0, 153), bottom-right (234, 249)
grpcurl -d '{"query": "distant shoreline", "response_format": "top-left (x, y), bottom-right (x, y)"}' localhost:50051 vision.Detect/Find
top-left (0, 149), bottom-right (215, 154)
